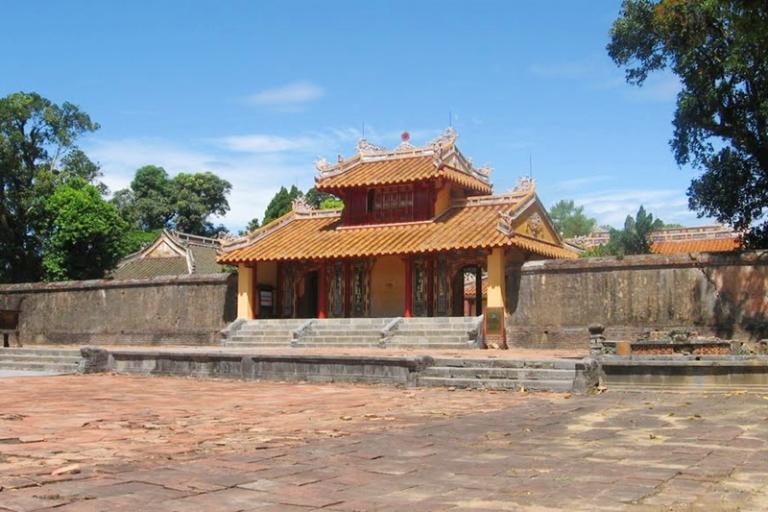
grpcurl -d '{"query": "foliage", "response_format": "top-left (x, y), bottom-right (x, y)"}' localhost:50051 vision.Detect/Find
top-left (120, 229), bottom-right (163, 257)
top-left (113, 166), bottom-right (231, 237)
top-left (239, 217), bottom-right (260, 236)
top-left (0, 92), bottom-right (99, 282)
top-left (41, 180), bottom-right (127, 281)
top-left (170, 172), bottom-right (231, 235)
top-left (262, 185), bottom-right (302, 225)
top-left (319, 197), bottom-right (344, 209)
top-left (597, 205), bottom-right (664, 256)
top-left (548, 200), bottom-right (597, 238)
top-left (608, 0), bottom-right (768, 247)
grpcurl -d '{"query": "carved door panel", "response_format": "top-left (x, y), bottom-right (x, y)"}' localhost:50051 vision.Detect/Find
top-left (351, 260), bottom-right (371, 317)
top-left (412, 258), bottom-right (428, 317)
top-left (327, 261), bottom-right (345, 318)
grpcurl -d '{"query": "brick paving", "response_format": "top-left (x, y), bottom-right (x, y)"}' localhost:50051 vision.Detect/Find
top-left (1, 375), bottom-right (768, 511)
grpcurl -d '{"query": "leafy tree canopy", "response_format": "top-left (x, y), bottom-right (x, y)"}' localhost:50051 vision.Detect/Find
top-left (608, 0), bottom-right (768, 246)
top-left (239, 217), bottom-right (260, 236)
top-left (262, 185), bottom-right (302, 225)
top-left (590, 205), bottom-right (664, 256)
top-left (41, 180), bottom-right (126, 281)
top-left (0, 92), bottom-right (99, 282)
top-left (112, 167), bottom-right (231, 237)
top-left (548, 200), bottom-right (597, 238)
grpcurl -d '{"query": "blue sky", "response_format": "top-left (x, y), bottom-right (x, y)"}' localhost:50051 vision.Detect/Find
top-left (2, 0), bottom-right (706, 231)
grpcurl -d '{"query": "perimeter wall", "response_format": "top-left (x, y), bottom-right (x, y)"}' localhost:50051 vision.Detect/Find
top-left (506, 251), bottom-right (768, 348)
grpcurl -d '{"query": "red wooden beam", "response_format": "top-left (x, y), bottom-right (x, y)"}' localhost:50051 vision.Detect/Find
top-left (317, 261), bottom-right (327, 319)
top-left (404, 256), bottom-right (413, 318)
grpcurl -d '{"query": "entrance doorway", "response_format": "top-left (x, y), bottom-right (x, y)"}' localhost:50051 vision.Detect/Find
top-left (297, 270), bottom-right (319, 318)
top-left (452, 265), bottom-right (483, 317)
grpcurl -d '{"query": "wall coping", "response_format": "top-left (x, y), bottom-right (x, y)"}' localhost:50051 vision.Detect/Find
top-left (521, 250), bottom-right (768, 274)
top-left (0, 273), bottom-right (234, 294)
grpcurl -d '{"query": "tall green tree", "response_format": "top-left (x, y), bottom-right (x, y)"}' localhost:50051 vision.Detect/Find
top-left (170, 172), bottom-right (231, 235)
top-left (239, 217), bottom-right (260, 236)
top-left (262, 185), bottom-right (302, 225)
top-left (596, 205), bottom-right (664, 256)
top-left (0, 92), bottom-right (99, 282)
top-left (41, 180), bottom-right (126, 281)
top-left (129, 165), bottom-right (173, 230)
top-left (608, 0), bottom-right (768, 246)
top-left (548, 200), bottom-right (597, 238)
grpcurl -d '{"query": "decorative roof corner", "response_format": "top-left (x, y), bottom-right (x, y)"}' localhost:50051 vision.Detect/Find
top-left (511, 176), bottom-right (536, 195)
top-left (292, 196), bottom-right (314, 215)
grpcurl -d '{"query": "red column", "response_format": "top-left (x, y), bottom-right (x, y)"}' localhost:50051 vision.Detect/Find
top-left (427, 256), bottom-right (435, 317)
top-left (275, 261), bottom-right (282, 319)
top-left (318, 262), bottom-right (327, 319)
top-left (404, 256), bottom-right (413, 318)
top-left (251, 261), bottom-right (259, 319)
top-left (344, 261), bottom-right (352, 318)
top-left (475, 266), bottom-right (483, 316)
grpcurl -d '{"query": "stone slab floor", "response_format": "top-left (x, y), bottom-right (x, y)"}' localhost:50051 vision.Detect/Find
top-left (1, 375), bottom-right (767, 511)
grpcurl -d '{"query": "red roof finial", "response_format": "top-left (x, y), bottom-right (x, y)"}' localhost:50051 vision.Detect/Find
top-left (401, 131), bottom-right (410, 142)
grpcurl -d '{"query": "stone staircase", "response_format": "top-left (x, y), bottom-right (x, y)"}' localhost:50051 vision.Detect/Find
top-left (224, 319), bottom-right (308, 347)
top-left (222, 317), bottom-right (482, 349)
top-left (0, 348), bottom-right (82, 374)
top-left (296, 318), bottom-right (390, 347)
top-left (417, 358), bottom-right (577, 392)
top-left (388, 317), bottom-right (480, 349)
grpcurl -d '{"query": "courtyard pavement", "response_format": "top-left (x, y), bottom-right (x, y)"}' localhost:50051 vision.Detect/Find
top-left (1, 375), bottom-right (767, 511)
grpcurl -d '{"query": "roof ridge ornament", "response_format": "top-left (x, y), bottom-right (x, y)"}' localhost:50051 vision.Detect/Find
top-left (292, 196), bottom-right (314, 215)
top-left (512, 176), bottom-right (535, 194)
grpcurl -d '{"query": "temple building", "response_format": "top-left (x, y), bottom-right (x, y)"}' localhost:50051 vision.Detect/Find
top-left (218, 129), bottom-right (576, 347)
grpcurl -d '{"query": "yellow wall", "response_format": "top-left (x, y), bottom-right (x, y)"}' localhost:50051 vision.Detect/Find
top-left (486, 247), bottom-right (506, 311)
top-left (370, 255), bottom-right (405, 317)
top-left (434, 183), bottom-right (452, 217)
top-left (237, 264), bottom-right (255, 320)
top-left (257, 260), bottom-right (277, 287)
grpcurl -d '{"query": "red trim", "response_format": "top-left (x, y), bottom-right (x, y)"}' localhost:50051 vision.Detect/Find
top-left (427, 256), bottom-right (434, 317)
top-left (251, 262), bottom-right (258, 319)
top-left (404, 256), bottom-right (413, 318)
top-left (317, 261), bottom-right (327, 319)
top-left (276, 261), bottom-right (282, 319)
top-left (475, 266), bottom-right (483, 316)
top-left (343, 260), bottom-right (352, 318)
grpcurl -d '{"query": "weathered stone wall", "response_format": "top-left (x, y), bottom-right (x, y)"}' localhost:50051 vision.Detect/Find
top-left (0, 274), bottom-right (237, 345)
top-left (507, 251), bottom-right (768, 349)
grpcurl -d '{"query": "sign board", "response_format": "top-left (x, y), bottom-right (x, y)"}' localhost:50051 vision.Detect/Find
top-left (485, 307), bottom-right (504, 335)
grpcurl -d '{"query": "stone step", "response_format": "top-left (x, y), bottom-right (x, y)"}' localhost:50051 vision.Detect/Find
top-left (392, 329), bottom-right (473, 335)
top-left (0, 361), bottom-right (79, 373)
top-left (224, 342), bottom-right (292, 347)
top-left (430, 358), bottom-right (579, 370)
top-left (416, 376), bottom-right (573, 392)
top-left (0, 348), bottom-right (81, 357)
top-left (387, 343), bottom-right (477, 350)
top-left (299, 336), bottom-right (383, 343)
top-left (0, 355), bottom-right (81, 364)
top-left (305, 330), bottom-right (385, 336)
top-left (295, 342), bottom-right (383, 348)
top-left (239, 327), bottom-right (299, 333)
top-left (229, 335), bottom-right (293, 341)
top-left (420, 367), bottom-right (574, 380)
top-left (389, 335), bottom-right (471, 344)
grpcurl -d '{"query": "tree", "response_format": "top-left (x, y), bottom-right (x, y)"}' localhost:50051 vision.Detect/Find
top-left (239, 217), bottom-right (260, 236)
top-left (319, 197), bottom-right (344, 209)
top-left (170, 172), bottom-right (231, 236)
top-left (0, 92), bottom-right (99, 282)
top-left (262, 185), bottom-right (302, 225)
top-left (130, 165), bottom-right (173, 230)
top-left (41, 180), bottom-right (127, 281)
top-left (598, 205), bottom-right (664, 256)
top-left (113, 167), bottom-right (232, 237)
top-left (548, 200), bottom-right (597, 238)
top-left (608, 1), bottom-right (768, 246)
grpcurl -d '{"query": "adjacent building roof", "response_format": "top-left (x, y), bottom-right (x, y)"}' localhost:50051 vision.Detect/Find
top-left (112, 230), bottom-right (226, 280)
top-left (568, 224), bottom-right (741, 253)
top-left (651, 238), bottom-right (741, 254)
top-left (219, 181), bottom-right (577, 264)
top-left (314, 129), bottom-right (492, 194)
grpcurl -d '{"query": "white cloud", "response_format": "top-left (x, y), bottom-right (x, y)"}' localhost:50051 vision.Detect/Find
top-left (572, 188), bottom-right (706, 227)
top-left (551, 175), bottom-right (614, 192)
top-left (245, 81), bottom-right (324, 108)
top-left (214, 134), bottom-right (322, 153)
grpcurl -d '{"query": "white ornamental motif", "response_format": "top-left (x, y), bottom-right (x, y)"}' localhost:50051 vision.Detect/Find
top-left (527, 213), bottom-right (544, 238)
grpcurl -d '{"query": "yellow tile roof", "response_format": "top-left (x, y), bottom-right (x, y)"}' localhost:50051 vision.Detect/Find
top-left (651, 238), bottom-right (740, 254)
top-left (219, 195), bottom-right (577, 264)
top-left (315, 155), bottom-right (492, 194)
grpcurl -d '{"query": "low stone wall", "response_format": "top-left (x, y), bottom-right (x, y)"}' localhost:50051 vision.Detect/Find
top-left (0, 274), bottom-right (237, 345)
top-left (507, 251), bottom-right (768, 349)
top-left (84, 347), bottom-right (433, 385)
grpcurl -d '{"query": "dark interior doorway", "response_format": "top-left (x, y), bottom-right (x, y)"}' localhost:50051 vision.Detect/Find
top-left (297, 270), bottom-right (319, 318)
top-left (451, 265), bottom-right (483, 317)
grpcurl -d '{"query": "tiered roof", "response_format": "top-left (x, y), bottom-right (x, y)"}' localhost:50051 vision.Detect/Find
top-left (314, 128), bottom-right (492, 194)
top-left (219, 180), bottom-right (576, 263)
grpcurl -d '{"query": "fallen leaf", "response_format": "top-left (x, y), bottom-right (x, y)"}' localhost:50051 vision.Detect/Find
top-left (51, 464), bottom-right (81, 476)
